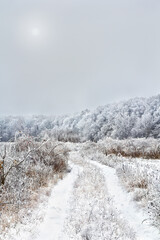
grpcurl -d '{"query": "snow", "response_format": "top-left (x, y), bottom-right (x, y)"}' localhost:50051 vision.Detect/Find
top-left (24, 164), bottom-right (80, 240)
top-left (93, 161), bottom-right (160, 240)
top-left (61, 155), bottom-right (136, 240)
top-left (30, 151), bottom-right (160, 240)
top-left (4, 145), bottom-right (160, 240)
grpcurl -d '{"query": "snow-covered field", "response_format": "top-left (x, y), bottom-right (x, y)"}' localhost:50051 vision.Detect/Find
top-left (2, 142), bottom-right (160, 240)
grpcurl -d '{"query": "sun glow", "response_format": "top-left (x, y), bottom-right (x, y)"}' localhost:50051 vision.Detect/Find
top-left (16, 14), bottom-right (52, 49)
top-left (31, 27), bottom-right (40, 36)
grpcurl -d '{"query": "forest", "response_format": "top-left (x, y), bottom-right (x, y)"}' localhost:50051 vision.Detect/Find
top-left (1, 94), bottom-right (160, 143)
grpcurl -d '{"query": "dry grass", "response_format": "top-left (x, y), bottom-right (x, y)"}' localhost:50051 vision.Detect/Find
top-left (128, 179), bottom-right (148, 189)
top-left (0, 136), bottom-right (69, 237)
top-left (99, 138), bottom-right (160, 159)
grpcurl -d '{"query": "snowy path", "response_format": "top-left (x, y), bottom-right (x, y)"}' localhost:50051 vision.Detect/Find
top-left (61, 159), bottom-right (137, 239)
top-left (32, 150), bottom-right (160, 240)
top-left (11, 148), bottom-right (160, 240)
top-left (93, 161), bottom-right (160, 240)
top-left (30, 165), bottom-right (80, 240)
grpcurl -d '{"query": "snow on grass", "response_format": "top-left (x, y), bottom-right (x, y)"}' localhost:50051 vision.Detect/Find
top-left (0, 138), bottom-right (69, 239)
top-left (3, 142), bottom-right (160, 240)
top-left (61, 152), bottom-right (136, 240)
top-left (82, 140), bottom-right (160, 230)
top-left (3, 163), bottom-right (80, 240)
top-left (2, 184), bottom-right (53, 240)
top-left (115, 158), bottom-right (160, 228)
top-left (93, 161), bottom-right (160, 240)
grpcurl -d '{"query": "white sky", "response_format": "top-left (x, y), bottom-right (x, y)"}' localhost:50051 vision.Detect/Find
top-left (0, 0), bottom-right (160, 115)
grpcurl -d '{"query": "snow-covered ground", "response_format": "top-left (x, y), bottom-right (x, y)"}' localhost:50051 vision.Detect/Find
top-left (93, 161), bottom-right (160, 240)
top-left (4, 143), bottom-right (160, 240)
top-left (10, 164), bottom-right (80, 240)
top-left (30, 164), bottom-right (80, 240)
top-left (61, 154), bottom-right (136, 240)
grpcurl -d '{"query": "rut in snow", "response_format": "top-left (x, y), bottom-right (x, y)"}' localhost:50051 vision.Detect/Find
top-left (61, 154), bottom-right (136, 240)
top-left (11, 148), bottom-right (160, 240)
top-left (93, 161), bottom-right (160, 240)
top-left (31, 165), bottom-right (80, 240)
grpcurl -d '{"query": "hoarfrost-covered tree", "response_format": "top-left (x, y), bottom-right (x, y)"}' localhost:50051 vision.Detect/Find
top-left (0, 94), bottom-right (160, 142)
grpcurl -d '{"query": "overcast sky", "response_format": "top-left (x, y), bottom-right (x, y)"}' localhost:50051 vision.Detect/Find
top-left (0, 0), bottom-right (160, 115)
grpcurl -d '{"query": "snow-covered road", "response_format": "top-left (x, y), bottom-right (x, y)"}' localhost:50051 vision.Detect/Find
top-left (31, 165), bottom-right (80, 240)
top-left (10, 148), bottom-right (160, 240)
top-left (93, 161), bottom-right (160, 240)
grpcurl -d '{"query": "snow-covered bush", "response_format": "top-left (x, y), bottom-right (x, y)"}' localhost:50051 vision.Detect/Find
top-left (0, 136), bottom-right (69, 234)
top-left (51, 128), bottom-right (81, 143)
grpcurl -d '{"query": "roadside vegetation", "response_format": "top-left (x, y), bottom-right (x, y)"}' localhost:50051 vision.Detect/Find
top-left (79, 138), bottom-right (160, 229)
top-left (99, 138), bottom-right (160, 159)
top-left (0, 135), bottom-right (69, 237)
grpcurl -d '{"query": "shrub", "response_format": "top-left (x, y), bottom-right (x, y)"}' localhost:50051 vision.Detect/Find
top-left (0, 135), bottom-right (69, 235)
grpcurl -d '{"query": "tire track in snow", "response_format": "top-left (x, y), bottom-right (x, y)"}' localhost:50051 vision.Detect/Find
top-left (92, 161), bottom-right (160, 240)
top-left (29, 164), bottom-right (80, 240)
top-left (61, 155), bottom-right (136, 240)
